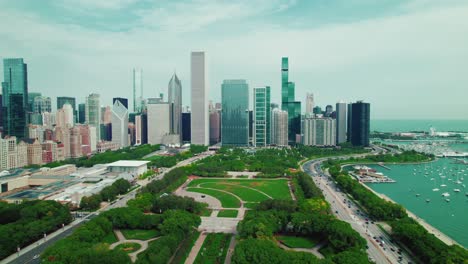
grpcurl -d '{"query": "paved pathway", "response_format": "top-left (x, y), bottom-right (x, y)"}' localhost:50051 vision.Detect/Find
top-left (109, 230), bottom-right (159, 263)
top-left (184, 232), bottom-right (207, 264)
top-left (277, 241), bottom-right (325, 259)
top-left (224, 235), bottom-right (237, 264)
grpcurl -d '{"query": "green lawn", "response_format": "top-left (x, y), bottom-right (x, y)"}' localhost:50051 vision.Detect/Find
top-left (217, 210), bottom-right (238, 218)
top-left (188, 179), bottom-right (291, 201)
top-left (194, 233), bottom-right (232, 264)
top-left (200, 207), bottom-right (213, 216)
top-left (115, 242), bottom-right (142, 253)
top-left (102, 231), bottom-right (118, 244)
top-left (121, 229), bottom-right (159, 240)
top-left (243, 202), bottom-right (259, 209)
top-left (186, 187), bottom-right (241, 208)
top-left (277, 235), bottom-right (318, 249)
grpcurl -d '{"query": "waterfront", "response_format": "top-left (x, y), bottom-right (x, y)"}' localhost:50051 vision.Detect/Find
top-left (371, 120), bottom-right (468, 133)
top-left (366, 158), bottom-right (468, 248)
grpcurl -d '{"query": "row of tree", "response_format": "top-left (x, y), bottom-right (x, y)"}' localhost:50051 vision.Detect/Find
top-left (0, 200), bottom-right (72, 259)
top-left (148, 144), bottom-right (208, 168)
top-left (79, 178), bottom-right (131, 210)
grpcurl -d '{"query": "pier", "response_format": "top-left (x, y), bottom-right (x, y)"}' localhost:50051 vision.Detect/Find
top-left (377, 162), bottom-right (391, 170)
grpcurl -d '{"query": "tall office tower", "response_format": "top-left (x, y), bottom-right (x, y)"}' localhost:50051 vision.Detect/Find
top-left (306, 93), bottom-right (314, 114)
top-left (147, 101), bottom-right (170, 145)
top-left (271, 108), bottom-right (288, 147)
top-left (113, 97), bottom-right (128, 110)
top-left (347, 101), bottom-right (370, 147)
top-left (135, 113), bottom-right (148, 145)
top-left (325, 105), bottom-right (333, 117)
top-left (28, 92), bottom-right (41, 112)
top-left (69, 127), bottom-right (82, 158)
top-left (209, 109), bottom-right (220, 145)
top-left (182, 112), bottom-right (191, 143)
top-left (191, 52), bottom-right (209, 145)
top-left (302, 117), bottom-right (336, 146)
top-left (102, 106), bottom-right (112, 124)
top-left (56, 103), bottom-right (74, 128)
top-left (281, 57), bottom-right (301, 144)
top-left (221, 80), bottom-right (249, 147)
top-left (57, 97), bottom-right (76, 122)
top-left (313, 106), bottom-right (322, 115)
top-left (168, 73), bottom-right (182, 141)
top-left (111, 100), bottom-right (129, 148)
top-left (253, 86), bottom-right (271, 147)
top-left (0, 95), bottom-right (3, 128)
top-left (33, 96), bottom-right (52, 114)
top-left (133, 68), bottom-right (143, 113)
top-left (335, 101), bottom-right (347, 144)
top-left (2, 58), bottom-right (29, 139)
top-left (85, 93), bottom-right (101, 142)
top-left (78, 103), bottom-right (86, 123)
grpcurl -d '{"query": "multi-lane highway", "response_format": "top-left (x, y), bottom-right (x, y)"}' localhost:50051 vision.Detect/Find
top-left (303, 157), bottom-right (413, 264)
top-left (4, 150), bottom-right (214, 264)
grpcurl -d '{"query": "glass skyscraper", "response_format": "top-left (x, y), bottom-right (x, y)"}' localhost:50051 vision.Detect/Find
top-left (2, 58), bottom-right (28, 139)
top-left (348, 101), bottom-right (370, 147)
top-left (281, 57), bottom-right (301, 144)
top-left (85, 93), bottom-right (101, 140)
top-left (168, 73), bottom-right (182, 142)
top-left (253, 86), bottom-right (271, 147)
top-left (221, 80), bottom-right (249, 146)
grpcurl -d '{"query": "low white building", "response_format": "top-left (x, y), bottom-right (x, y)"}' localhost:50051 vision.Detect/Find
top-left (107, 160), bottom-right (149, 176)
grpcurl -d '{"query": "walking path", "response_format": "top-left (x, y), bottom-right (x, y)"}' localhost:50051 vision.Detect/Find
top-left (277, 241), bottom-right (325, 259)
top-left (225, 235), bottom-right (237, 264)
top-left (184, 232), bottom-right (207, 264)
top-left (109, 230), bottom-right (159, 263)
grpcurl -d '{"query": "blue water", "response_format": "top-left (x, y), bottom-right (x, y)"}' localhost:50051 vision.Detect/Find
top-left (372, 120), bottom-right (468, 132)
top-left (366, 158), bottom-right (468, 248)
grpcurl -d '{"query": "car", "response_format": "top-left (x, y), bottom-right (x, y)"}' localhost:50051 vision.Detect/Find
top-left (33, 255), bottom-right (40, 259)
top-left (376, 239), bottom-right (379, 243)
top-left (373, 236), bottom-right (376, 239)
top-left (348, 206), bottom-right (351, 208)
top-left (335, 210), bottom-right (338, 214)
top-left (201, 195), bottom-right (206, 198)
top-left (365, 245), bottom-right (369, 249)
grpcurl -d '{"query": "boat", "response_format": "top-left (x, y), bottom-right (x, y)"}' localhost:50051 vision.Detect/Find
top-left (442, 192), bottom-right (450, 197)
top-left (446, 198), bottom-right (450, 202)
top-left (432, 188), bottom-right (440, 192)
top-left (416, 194), bottom-right (421, 197)
top-left (440, 184), bottom-right (447, 187)
top-left (454, 189), bottom-right (460, 192)
top-left (426, 199), bottom-right (430, 203)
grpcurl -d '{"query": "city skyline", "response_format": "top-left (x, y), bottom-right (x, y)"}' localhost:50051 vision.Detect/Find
top-left (0, 1), bottom-right (467, 119)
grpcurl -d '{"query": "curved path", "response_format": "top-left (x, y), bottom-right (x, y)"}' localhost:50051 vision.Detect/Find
top-left (277, 241), bottom-right (325, 259)
top-left (109, 230), bottom-right (159, 263)
top-left (198, 182), bottom-right (273, 199)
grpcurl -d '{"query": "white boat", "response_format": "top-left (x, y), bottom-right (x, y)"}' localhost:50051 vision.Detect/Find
top-left (445, 198), bottom-right (450, 202)
top-left (454, 189), bottom-right (460, 192)
top-left (426, 199), bottom-right (430, 203)
top-left (416, 194), bottom-right (421, 197)
top-left (442, 192), bottom-right (450, 197)
top-left (432, 188), bottom-right (440, 192)
top-left (440, 184), bottom-right (447, 187)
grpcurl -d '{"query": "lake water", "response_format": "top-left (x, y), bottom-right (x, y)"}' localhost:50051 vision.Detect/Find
top-left (371, 120), bottom-right (468, 132)
top-left (366, 158), bottom-right (468, 248)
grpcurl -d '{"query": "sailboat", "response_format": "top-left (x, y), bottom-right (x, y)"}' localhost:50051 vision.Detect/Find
top-left (426, 199), bottom-right (431, 203)
top-left (432, 178), bottom-right (440, 192)
top-left (454, 189), bottom-right (461, 193)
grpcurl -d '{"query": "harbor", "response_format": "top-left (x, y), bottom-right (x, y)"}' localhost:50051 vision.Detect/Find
top-left (349, 165), bottom-right (396, 183)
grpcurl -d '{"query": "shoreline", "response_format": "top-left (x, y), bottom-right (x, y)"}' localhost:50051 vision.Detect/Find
top-left (361, 183), bottom-right (464, 248)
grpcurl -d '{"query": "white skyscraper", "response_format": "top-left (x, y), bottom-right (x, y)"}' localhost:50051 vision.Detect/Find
top-left (271, 108), bottom-right (288, 147)
top-left (147, 101), bottom-right (170, 145)
top-left (190, 52), bottom-right (209, 146)
top-left (111, 100), bottom-right (129, 148)
top-left (336, 101), bottom-right (347, 144)
top-left (302, 117), bottom-right (336, 146)
top-left (306, 93), bottom-right (314, 114)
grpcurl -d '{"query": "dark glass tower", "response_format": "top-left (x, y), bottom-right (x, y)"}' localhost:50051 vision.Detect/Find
top-left (281, 57), bottom-right (301, 144)
top-left (348, 101), bottom-right (370, 147)
top-left (182, 112), bottom-right (191, 143)
top-left (78, 103), bottom-right (86, 124)
top-left (2, 58), bottom-right (28, 139)
top-left (221, 80), bottom-right (249, 147)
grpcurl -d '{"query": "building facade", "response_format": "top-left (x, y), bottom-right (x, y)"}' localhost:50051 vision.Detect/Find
top-left (336, 101), bottom-right (347, 144)
top-left (111, 100), bottom-right (129, 148)
top-left (303, 117), bottom-right (336, 146)
top-left (85, 93), bottom-right (101, 142)
top-left (221, 80), bottom-right (249, 147)
top-left (253, 86), bottom-right (271, 147)
top-left (271, 109), bottom-right (288, 147)
top-left (190, 52), bottom-right (209, 145)
top-left (147, 102), bottom-right (170, 145)
top-left (306, 93), bottom-right (314, 114)
top-left (168, 73), bottom-right (182, 142)
top-left (348, 101), bottom-right (370, 147)
top-left (281, 57), bottom-right (301, 144)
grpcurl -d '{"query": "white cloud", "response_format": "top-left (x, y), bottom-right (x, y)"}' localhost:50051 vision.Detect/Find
top-left (55, 0), bottom-right (139, 10)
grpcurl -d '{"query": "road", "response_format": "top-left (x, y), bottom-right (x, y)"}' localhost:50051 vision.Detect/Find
top-left (3, 150), bottom-right (214, 264)
top-left (302, 155), bottom-right (413, 264)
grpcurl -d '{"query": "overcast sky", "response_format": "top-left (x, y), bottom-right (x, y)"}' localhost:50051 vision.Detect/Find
top-left (1, 0), bottom-right (467, 119)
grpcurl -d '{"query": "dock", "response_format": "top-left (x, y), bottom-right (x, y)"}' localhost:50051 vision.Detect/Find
top-left (377, 162), bottom-right (391, 170)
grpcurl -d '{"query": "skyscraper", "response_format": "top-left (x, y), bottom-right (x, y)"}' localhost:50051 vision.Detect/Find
top-left (209, 107), bottom-right (221, 145)
top-left (33, 96), bottom-right (52, 113)
top-left (111, 100), bottom-right (129, 148)
top-left (191, 52), bottom-right (209, 146)
top-left (281, 57), bottom-right (301, 144)
top-left (182, 112), bottom-right (191, 143)
top-left (147, 101), bottom-right (170, 145)
top-left (325, 105), bottom-right (333, 117)
top-left (28, 92), bottom-right (41, 112)
top-left (306, 93), bottom-right (314, 114)
top-left (113, 97), bottom-right (128, 110)
top-left (271, 108), bottom-right (288, 147)
top-left (57, 97), bottom-right (77, 122)
top-left (302, 117), bottom-right (336, 146)
top-left (133, 68), bottom-right (143, 113)
top-left (78, 103), bottom-right (86, 124)
top-left (221, 80), bottom-right (249, 147)
top-left (348, 101), bottom-right (370, 147)
top-left (253, 86), bottom-right (271, 147)
top-left (85, 93), bottom-right (101, 142)
top-left (336, 101), bottom-right (347, 144)
top-left (2, 58), bottom-right (29, 139)
top-left (168, 73), bottom-right (182, 142)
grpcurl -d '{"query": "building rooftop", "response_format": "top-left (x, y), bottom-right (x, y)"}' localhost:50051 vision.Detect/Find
top-left (107, 160), bottom-right (150, 167)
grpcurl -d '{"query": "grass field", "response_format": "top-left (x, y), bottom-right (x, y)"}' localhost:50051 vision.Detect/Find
top-left (186, 187), bottom-right (241, 208)
top-left (187, 179), bottom-right (291, 201)
top-left (194, 233), bottom-right (231, 264)
top-left (217, 210), bottom-right (238, 218)
top-left (277, 235), bottom-right (318, 249)
top-left (121, 229), bottom-right (159, 240)
top-left (115, 242), bottom-right (142, 253)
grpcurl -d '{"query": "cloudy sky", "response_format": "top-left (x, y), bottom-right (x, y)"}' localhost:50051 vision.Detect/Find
top-left (1, 0), bottom-right (467, 119)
